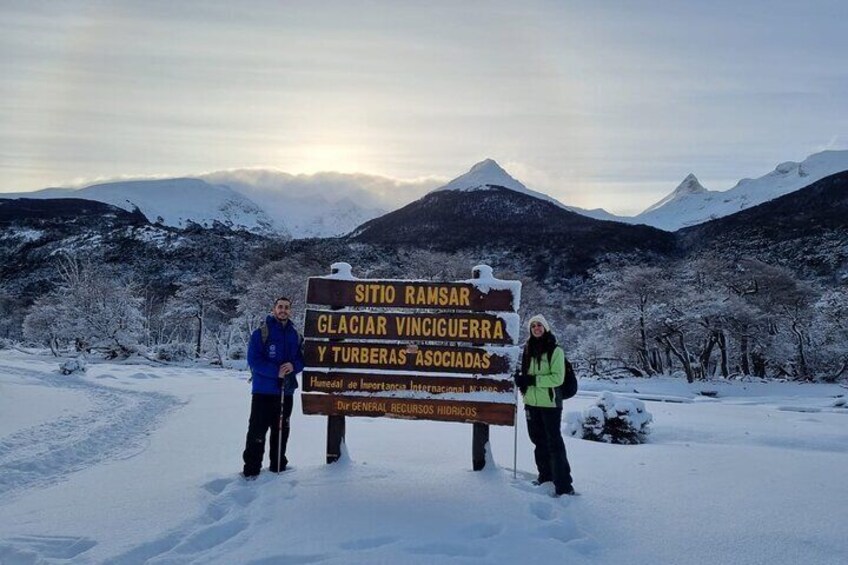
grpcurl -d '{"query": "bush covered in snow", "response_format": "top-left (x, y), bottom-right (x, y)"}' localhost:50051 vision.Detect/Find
top-left (153, 342), bottom-right (196, 363)
top-left (59, 357), bottom-right (87, 375)
top-left (565, 391), bottom-right (652, 444)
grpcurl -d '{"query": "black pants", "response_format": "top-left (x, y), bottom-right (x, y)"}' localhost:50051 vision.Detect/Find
top-left (526, 405), bottom-right (573, 493)
top-left (242, 393), bottom-right (294, 476)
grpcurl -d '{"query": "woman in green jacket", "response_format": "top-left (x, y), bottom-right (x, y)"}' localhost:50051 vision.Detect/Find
top-left (515, 314), bottom-right (575, 496)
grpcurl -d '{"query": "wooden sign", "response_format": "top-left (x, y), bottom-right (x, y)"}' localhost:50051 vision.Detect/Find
top-left (306, 278), bottom-right (518, 312)
top-left (302, 394), bottom-right (515, 426)
top-left (302, 265), bottom-right (521, 442)
top-left (304, 310), bottom-right (518, 345)
top-left (302, 371), bottom-right (514, 395)
top-left (303, 341), bottom-right (516, 374)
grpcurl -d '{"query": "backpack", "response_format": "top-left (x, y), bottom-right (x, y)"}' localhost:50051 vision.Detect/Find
top-left (247, 322), bottom-right (269, 384)
top-left (547, 349), bottom-right (578, 401)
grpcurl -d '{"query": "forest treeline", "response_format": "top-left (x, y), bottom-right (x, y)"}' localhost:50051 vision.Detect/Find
top-left (1, 249), bottom-right (845, 382)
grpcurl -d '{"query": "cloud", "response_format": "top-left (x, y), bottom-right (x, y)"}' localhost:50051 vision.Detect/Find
top-left (200, 169), bottom-right (444, 211)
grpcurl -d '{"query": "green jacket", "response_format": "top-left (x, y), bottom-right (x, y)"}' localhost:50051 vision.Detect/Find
top-left (522, 346), bottom-right (565, 408)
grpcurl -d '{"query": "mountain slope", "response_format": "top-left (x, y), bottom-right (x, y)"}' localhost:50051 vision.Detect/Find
top-left (5, 178), bottom-right (280, 236)
top-left (200, 170), bottom-right (394, 239)
top-left (349, 185), bottom-right (677, 276)
top-left (0, 196), bottom-right (266, 301)
top-left (679, 170), bottom-right (848, 280)
top-left (199, 169), bottom-right (452, 238)
top-left (635, 150), bottom-right (848, 231)
top-left (1, 198), bottom-right (151, 295)
top-left (435, 159), bottom-right (626, 223)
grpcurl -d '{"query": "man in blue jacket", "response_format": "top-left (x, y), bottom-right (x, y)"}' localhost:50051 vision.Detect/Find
top-left (242, 297), bottom-right (304, 479)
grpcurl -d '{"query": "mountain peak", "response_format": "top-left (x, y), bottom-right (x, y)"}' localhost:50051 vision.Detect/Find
top-left (438, 159), bottom-right (528, 193)
top-left (641, 173), bottom-right (709, 215)
top-left (634, 149), bottom-right (848, 231)
top-left (673, 173), bottom-right (708, 196)
top-left (468, 158), bottom-right (506, 175)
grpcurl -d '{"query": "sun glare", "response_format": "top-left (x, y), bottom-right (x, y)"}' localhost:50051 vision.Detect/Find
top-left (283, 144), bottom-right (369, 175)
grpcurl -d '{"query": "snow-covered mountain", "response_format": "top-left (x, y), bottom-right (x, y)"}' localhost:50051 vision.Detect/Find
top-left (199, 170), bottom-right (411, 239)
top-left (436, 159), bottom-right (622, 222)
top-left (634, 150), bottom-right (848, 231)
top-left (349, 160), bottom-right (676, 279)
top-left (5, 178), bottom-right (280, 236)
top-left (640, 173), bottom-right (709, 216)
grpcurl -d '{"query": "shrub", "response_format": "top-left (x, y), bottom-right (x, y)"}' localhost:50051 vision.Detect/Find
top-left (59, 357), bottom-right (87, 375)
top-left (565, 391), bottom-right (652, 444)
top-left (228, 345), bottom-right (246, 360)
top-left (153, 342), bottom-right (196, 363)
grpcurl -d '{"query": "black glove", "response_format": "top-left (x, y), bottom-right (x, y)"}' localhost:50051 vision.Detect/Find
top-left (514, 372), bottom-right (535, 394)
top-left (514, 371), bottom-right (526, 389)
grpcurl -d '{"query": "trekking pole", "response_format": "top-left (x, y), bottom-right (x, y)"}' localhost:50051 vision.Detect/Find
top-left (277, 377), bottom-right (284, 473)
top-left (513, 383), bottom-right (518, 480)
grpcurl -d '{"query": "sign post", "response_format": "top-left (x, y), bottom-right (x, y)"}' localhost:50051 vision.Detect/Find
top-left (302, 262), bottom-right (521, 470)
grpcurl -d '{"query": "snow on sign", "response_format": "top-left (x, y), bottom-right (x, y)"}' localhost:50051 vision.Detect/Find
top-left (302, 264), bottom-right (521, 437)
top-left (306, 277), bottom-right (518, 311)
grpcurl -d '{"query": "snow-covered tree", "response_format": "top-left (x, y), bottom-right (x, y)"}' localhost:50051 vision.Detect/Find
top-left (164, 276), bottom-right (231, 358)
top-left (233, 252), bottom-right (323, 350)
top-left (810, 288), bottom-right (848, 381)
top-left (23, 255), bottom-right (144, 357)
top-left (592, 265), bottom-right (674, 376)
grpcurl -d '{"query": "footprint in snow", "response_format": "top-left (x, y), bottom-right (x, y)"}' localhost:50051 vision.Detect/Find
top-left (338, 535), bottom-right (399, 550)
top-left (405, 542), bottom-right (487, 558)
top-left (128, 372), bottom-right (161, 379)
top-left (246, 553), bottom-right (332, 565)
top-left (530, 500), bottom-right (557, 521)
top-left (202, 477), bottom-right (231, 495)
top-left (0, 535), bottom-right (97, 560)
top-left (462, 522), bottom-right (504, 540)
top-left (166, 516), bottom-right (249, 556)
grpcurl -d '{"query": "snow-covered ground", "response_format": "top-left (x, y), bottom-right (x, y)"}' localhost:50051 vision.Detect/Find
top-left (1, 350), bottom-right (846, 564)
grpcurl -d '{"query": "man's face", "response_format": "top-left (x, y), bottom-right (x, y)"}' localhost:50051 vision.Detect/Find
top-left (273, 300), bottom-right (291, 322)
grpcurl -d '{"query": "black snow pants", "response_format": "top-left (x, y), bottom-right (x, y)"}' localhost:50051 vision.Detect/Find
top-left (242, 393), bottom-right (294, 476)
top-left (526, 404), bottom-right (573, 493)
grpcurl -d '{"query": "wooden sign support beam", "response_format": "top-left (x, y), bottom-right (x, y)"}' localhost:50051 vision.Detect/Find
top-left (326, 262), bottom-right (346, 464)
top-left (472, 422), bottom-right (489, 471)
top-left (327, 414), bottom-right (345, 464)
top-left (471, 265), bottom-right (490, 472)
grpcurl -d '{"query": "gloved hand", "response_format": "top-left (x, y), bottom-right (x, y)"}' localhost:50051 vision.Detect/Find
top-left (514, 372), bottom-right (535, 394)
top-left (514, 371), bottom-right (526, 389)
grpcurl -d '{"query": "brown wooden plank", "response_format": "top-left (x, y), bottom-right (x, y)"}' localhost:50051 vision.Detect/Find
top-left (302, 393), bottom-right (516, 426)
top-left (306, 278), bottom-right (517, 312)
top-left (303, 340), bottom-right (518, 375)
top-left (304, 310), bottom-right (518, 345)
top-left (302, 371), bottom-right (514, 395)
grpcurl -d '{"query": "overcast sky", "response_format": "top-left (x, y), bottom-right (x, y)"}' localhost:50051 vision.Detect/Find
top-left (2, 0), bottom-right (847, 214)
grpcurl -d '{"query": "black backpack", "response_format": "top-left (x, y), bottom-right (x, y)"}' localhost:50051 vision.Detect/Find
top-left (548, 349), bottom-right (578, 401)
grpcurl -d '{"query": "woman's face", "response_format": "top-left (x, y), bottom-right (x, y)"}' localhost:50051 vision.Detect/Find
top-left (530, 321), bottom-right (545, 338)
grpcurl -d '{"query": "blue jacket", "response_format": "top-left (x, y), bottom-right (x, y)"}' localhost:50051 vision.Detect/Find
top-left (247, 315), bottom-right (304, 396)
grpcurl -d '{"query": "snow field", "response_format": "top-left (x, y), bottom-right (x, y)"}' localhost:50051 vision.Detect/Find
top-left (0, 352), bottom-right (846, 564)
